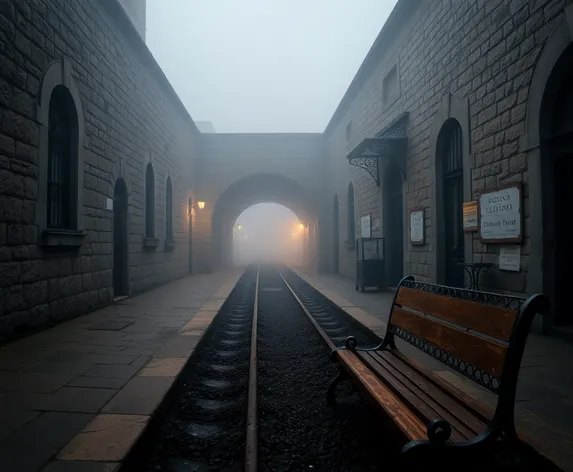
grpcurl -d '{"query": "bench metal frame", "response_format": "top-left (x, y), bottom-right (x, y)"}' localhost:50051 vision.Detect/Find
top-left (328, 275), bottom-right (550, 463)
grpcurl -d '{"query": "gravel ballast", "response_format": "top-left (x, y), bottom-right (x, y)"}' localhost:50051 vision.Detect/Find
top-left (121, 268), bottom-right (257, 472)
top-left (257, 267), bottom-right (391, 471)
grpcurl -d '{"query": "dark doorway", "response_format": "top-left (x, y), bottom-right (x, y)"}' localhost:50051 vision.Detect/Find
top-left (438, 119), bottom-right (465, 287)
top-left (188, 197), bottom-right (193, 274)
top-left (541, 44), bottom-right (573, 327)
top-left (333, 194), bottom-right (339, 273)
top-left (384, 166), bottom-right (404, 287)
top-left (113, 178), bottom-right (129, 297)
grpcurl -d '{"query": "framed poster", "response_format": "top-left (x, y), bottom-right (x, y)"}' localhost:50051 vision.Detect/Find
top-left (463, 201), bottom-right (478, 232)
top-left (409, 207), bottom-right (424, 245)
top-left (479, 183), bottom-right (522, 243)
top-left (360, 214), bottom-right (371, 238)
top-left (499, 245), bottom-right (521, 272)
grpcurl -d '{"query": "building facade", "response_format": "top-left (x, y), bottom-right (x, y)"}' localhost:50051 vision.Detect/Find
top-left (327, 0), bottom-right (573, 338)
top-left (1, 0), bottom-right (572, 341)
top-left (0, 0), bottom-right (198, 340)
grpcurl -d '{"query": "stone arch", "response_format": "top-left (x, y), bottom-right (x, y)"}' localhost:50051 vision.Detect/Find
top-left (36, 58), bottom-right (86, 236)
top-left (525, 7), bottom-right (573, 298)
top-left (110, 158), bottom-right (133, 197)
top-left (524, 6), bottom-right (573, 334)
top-left (210, 173), bottom-right (318, 269)
top-left (429, 93), bottom-right (472, 283)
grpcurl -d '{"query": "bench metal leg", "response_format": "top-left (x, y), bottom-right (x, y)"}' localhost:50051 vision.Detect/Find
top-left (402, 422), bottom-right (524, 469)
top-left (326, 369), bottom-right (345, 405)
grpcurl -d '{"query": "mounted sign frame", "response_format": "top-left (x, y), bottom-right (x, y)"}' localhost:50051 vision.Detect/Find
top-left (479, 183), bottom-right (522, 243)
top-left (463, 201), bottom-right (478, 232)
top-left (409, 207), bottom-right (424, 245)
top-left (360, 214), bottom-right (371, 238)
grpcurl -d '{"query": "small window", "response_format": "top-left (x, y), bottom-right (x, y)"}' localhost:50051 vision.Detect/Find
top-left (346, 121), bottom-right (352, 142)
top-left (383, 65), bottom-right (399, 107)
top-left (347, 182), bottom-right (355, 242)
top-left (165, 177), bottom-right (173, 241)
top-left (47, 86), bottom-right (78, 229)
top-left (145, 163), bottom-right (155, 238)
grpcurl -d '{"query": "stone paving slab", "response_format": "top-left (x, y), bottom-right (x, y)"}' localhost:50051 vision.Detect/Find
top-left (296, 270), bottom-right (573, 471)
top-left (0, 271), bottom-right (241, 472)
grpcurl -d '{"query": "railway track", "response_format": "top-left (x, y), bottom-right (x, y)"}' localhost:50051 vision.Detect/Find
top-left (121, 265), bottom-right (387, 472)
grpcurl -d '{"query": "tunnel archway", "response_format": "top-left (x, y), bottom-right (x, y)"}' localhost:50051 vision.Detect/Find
top-left (211, 173), bottom-right (318, 269)
top-left (232, 203), bottom-right (303, 266)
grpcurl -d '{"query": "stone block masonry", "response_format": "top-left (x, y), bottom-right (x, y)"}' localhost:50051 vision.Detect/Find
top-left (0, 0), bottom-right (198, 341)
top-left (324, 0), bottom-right (573, 297)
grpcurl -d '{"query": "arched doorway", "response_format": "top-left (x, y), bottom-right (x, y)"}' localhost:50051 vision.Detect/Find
top-left (437, 119), bottom-right (465, 287)
top-left (540, 43), bottom-right (573, 328)
top-left (333, 194), bottom-right (339, 273)
top-left (384, 165), bottom-right (403, 286)
top-left (188, 197), bottom-right (193, 274)
top-left (113, 178), bottom-right (129, 297)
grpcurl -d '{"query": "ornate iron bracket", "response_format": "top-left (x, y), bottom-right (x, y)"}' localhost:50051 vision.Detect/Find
top-left (347, 113), bottom-right (409, 185)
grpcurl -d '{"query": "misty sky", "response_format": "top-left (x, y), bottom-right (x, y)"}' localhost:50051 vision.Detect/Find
top-left (146, 0), bottom-right (397, 133)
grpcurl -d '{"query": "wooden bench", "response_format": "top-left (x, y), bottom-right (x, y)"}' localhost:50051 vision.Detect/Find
top-left (327, 275), bottom-right (549, 467)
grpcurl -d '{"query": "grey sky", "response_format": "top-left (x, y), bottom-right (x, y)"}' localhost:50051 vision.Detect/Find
top-left (146, 0), bottom-right (397, 133)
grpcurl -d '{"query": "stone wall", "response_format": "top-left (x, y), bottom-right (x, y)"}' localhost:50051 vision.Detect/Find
top-left (325, 0), bottom-right (572, 295)
top-left (0, 0), bottom-right (198, 340)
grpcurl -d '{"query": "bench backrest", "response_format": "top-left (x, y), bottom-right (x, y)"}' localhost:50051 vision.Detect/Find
top-left (387, 277), bottom-right (548, 397)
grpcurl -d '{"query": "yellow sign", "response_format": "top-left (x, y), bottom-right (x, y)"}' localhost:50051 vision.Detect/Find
top-left (463, 201), bottom-right (478, 232)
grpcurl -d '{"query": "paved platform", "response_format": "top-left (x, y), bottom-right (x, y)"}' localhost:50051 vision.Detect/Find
top-left (297, 271), bottom-right (573, 471)
top-left (0, 271), bottom-right (241, 472)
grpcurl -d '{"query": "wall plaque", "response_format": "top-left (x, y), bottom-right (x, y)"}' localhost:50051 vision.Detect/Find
top-left (360, 214), bottom-right (371, 238)
top-left (463, 201), bottom-right (478, 232)
top-left (499, 245), bottom-right (521, 272)
top-left (479, 184), bottom-right (522, 243)
top-left (409, 207), bottom-right (424, 245)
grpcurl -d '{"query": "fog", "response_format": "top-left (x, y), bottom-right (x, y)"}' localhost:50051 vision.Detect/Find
top-left (146, 0), bottom-right (397, 264)
top-left (232, 204), bottom-right (302, 266)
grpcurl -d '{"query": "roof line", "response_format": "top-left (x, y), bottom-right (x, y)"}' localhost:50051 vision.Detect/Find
top-left (322, 0), bottom-right (422, 137)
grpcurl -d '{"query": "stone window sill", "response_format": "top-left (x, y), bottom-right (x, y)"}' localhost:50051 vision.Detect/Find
top-left (143, 237), bottom-right (159, 249)
top-left (40, 229), bottom-right (85, 248)
top-left (165, 239), bottom-right (176, 251)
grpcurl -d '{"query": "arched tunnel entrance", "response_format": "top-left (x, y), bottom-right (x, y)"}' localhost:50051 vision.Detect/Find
top-left (211, 173), bottom-right (319, 269)
top-left (232, 203), bottom-right (304, 267)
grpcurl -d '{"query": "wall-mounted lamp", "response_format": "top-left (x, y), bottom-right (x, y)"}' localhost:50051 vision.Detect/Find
top-left (188, 201), bottom-right (206, 215)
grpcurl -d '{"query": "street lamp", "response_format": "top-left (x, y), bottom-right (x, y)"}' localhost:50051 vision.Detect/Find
top-left (188, 200), bottom-right (205, 215)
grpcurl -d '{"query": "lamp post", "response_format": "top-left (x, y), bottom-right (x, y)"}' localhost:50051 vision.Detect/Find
top-left (188, 200), bottom-right (205, 215)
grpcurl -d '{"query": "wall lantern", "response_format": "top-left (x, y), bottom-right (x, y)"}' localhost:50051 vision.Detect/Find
top-left (188, 200), bottom-right (206, 215)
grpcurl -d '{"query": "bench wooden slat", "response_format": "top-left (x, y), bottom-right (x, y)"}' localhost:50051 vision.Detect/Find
top-left (337, 350), bottom-right (427, 441)
top-left (358, 351), bottom-right (473, 442)
top-left (375, 350), bottom-right (487, 436)
top-left (391, 306), bottom-right (507, 377)
top-left (396, 287), bottom-right (516, 341)
top-left (391, 349), bottom-right (492, 423)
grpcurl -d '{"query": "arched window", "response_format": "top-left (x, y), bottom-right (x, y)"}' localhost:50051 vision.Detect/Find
top-left (438, 118), bottom-right (464, 287)
top-left (165, 177), bottom-right (173, 241)
top-left (346, 182), bottom-right (355, 244)
top-left (47, 85), bottom-right (79, 229)
top-left (145, 163), bottom-right (155, 238)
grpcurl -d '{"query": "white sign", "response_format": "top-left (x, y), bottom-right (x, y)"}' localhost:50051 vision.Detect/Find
top-left (106, 197), bottom-right (113, 211)
top-left (499, 245), bottom-right (521, 272)
top-left (410, 209), bottom-right (424, 244)
top-left (479, 186), bottom-right (521, 242)
top-left (361, 215), bottom-right (371, 238)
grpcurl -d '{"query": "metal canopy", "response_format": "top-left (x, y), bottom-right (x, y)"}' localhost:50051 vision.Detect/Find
top-left (346, 113), bottom-right (409, 185)
top-left (346, 137), bottom-right (407, 185)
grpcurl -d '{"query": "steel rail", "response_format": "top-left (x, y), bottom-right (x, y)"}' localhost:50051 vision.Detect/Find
top-left (244, 265), bottom-right (260, 472)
